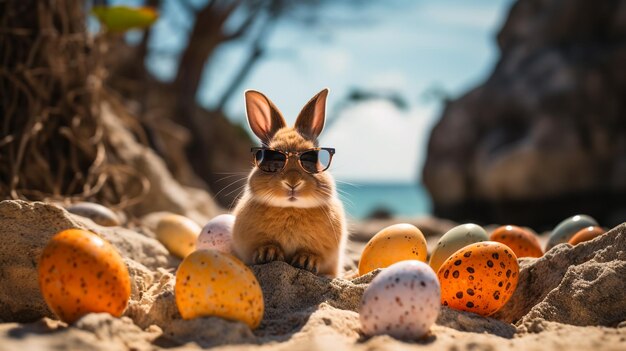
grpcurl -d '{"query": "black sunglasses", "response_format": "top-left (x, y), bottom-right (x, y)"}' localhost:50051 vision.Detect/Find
top-left (251, 147), bottom-right (335, 174)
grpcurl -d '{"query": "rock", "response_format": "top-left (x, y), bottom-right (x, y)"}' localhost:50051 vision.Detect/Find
top-left (0, 200), bottom-right (172, 323)
top-left (124, 269), bottom-right (178, 329)
top-left (123, 259), bottom-right (155, 302)
top-left (100, 100), bottom-right (219, 225)
top-left (520, 260), bottom-right (626, 327)
top-left (422, 0), bottom-right (626, 228)
top-left (494, 223), bottom-right (626, 326)
top-left (251, 261), bottom-right (369, 319)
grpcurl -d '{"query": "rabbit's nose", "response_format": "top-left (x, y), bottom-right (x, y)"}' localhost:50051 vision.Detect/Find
top-left (282, 169), bottom-right (303, 186)
top-left (282, 180), bottom-right (303, 190)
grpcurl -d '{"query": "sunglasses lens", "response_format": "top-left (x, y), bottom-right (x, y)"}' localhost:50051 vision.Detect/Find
top-left (255, 149), bottom-right (286, 172)
top-left (300, 149), bottom-right (331, 173)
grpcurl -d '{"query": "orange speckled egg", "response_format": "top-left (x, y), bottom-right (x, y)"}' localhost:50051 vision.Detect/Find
top-left (358, 223), bottom-right (428, 276)
top-left (38, 229), bottom-right (131, 323)
top-left (438, 241), bottom-right (519, 316)
top-left (489, 225), bottom-right (543, 258)
top-left (175, 249), bottom-right (264, 329)
top-left (568, 226), bottom-right (606, 246)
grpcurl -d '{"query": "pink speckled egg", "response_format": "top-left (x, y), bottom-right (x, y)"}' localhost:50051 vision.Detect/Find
top-left (197, 214), bottom-right (235, 254)
top-left (360, 260), bottom-right (440, 339)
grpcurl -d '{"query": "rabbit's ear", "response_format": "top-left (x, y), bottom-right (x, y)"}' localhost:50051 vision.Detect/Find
top-left (295, 88), bottom-right (329, 140)
top-left (245, 90), bottom-right (287, 144)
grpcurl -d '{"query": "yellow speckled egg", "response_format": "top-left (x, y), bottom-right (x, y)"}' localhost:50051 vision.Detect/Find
top-left (175, 249), bottom-right (264, 329)
top-left (156, 214), bottom-right (201, 258)
top-left (358, 223), bottom-right (428, 276)
top-left (490, 225), bottom-right (543, 258)
top-left (429, 223), bottom-right (489, 273)
top-left (38, 229), bottom-right (131, 323)
top-left (438, 241), bottom-right (519, 316)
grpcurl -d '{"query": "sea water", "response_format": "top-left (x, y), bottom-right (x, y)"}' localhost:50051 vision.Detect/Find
top-left (336, 183), bottom-right (432, 219)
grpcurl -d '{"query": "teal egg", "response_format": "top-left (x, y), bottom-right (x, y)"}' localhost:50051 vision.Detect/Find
top-left (429, 223), bottom-right (489, 273)
top-left (546, 214), bottom-right (598, 251)
top-left (66, 202), bottom-right (121, 227)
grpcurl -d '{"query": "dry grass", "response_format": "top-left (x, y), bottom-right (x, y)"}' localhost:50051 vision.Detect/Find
top-left (0, 0), bottom-right (147, 210)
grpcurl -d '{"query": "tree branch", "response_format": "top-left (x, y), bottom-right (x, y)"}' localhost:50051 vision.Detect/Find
top-left (221, 10), bottom-right (257, 41)
top-left (214, 14), bottom-right (275, 111)
top-left (215, 0), bottom-right (242, 27)
top-left (176, 0), bottom-right (207, 14)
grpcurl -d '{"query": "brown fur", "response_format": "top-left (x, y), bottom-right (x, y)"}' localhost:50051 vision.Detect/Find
top-left (232, 89), bottom-right (347, 277)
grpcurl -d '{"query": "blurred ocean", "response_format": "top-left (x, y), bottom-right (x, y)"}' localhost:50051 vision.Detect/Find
top-left (336, 183), bottom-right (432, 219)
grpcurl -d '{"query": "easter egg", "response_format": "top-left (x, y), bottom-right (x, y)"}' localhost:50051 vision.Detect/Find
top-left (197, 214), bottom-right (235, 253)
top-left (66, 202), bottom-right (121, 227)
top-left (360, 260), bottom-right (440, 339)
top-left (489, 225), bottom-right (543, 258)
top-left (546, 215), bottom-right (598, 251)
top-left (568, 226), bottom-right (606, 246)
top-left (156, 214), bottom-right (201, 258)
top-left (38, 229), bottom-right (131, 323)
top-left (175, 249), bottom-right (264, 329)
top-left (429, 223), bottom-right (489, 273)
top-left (358, 223), bottom-right (428, 276)
top-left (438, 241), bottom-right (519, 316)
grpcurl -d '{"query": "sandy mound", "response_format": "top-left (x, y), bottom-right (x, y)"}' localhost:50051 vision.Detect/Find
top-left (0, 199), bottom-right (624, 350)
top-left (494, 224), bottom-right (626, 327)
top-left (0, 200), bottom-right (174, 323)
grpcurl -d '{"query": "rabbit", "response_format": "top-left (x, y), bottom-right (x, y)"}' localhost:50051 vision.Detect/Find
top-left (232, 88), bottom-right (347, 277)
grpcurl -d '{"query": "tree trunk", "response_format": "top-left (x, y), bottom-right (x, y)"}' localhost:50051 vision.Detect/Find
top-left (172, 3), bottom-right (231, 120)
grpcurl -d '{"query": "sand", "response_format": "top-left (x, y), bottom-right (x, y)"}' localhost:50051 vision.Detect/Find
top-left (0, 200), bottom-right (624, 350)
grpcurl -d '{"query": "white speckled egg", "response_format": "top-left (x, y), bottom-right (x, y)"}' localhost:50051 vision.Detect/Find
top-left (197, 214), bottom-right (235, 254)
top-left (360, 260), bottom-right (440, 339)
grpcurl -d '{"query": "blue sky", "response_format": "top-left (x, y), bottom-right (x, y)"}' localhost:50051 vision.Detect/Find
top-left (121, 0), bottom-right (515, 183)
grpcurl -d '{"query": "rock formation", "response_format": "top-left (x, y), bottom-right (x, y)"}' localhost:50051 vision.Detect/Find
top-left (494, 222), bottom-right (626, 327)
top-left (422, 0), bottom-right (626, 228)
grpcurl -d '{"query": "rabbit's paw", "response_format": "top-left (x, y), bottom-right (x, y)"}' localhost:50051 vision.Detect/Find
top-left (291, 252), bottom-right (321, 274)
top-left (253, 244), bottom-right (285, 264)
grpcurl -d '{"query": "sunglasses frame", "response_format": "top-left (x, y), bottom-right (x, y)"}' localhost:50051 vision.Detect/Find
top-left (251, 147), bottom-right (336, 174)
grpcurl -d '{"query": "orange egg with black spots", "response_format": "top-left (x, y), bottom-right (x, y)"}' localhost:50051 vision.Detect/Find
top-left (38, 229), bottom-right (131, 323)
top-left (490, 225), bottom-right (543, 258)
top-left (438, 241), bottom-right (519, 316)
top-left (568, 226), bottom-right (605, 246)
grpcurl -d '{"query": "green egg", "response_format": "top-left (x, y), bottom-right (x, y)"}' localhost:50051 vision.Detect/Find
top-left (546, 214), bottom-right (598, 251)
top-left (429, 223), bottom-right (489, 273)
